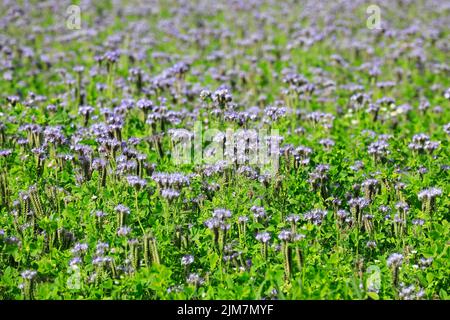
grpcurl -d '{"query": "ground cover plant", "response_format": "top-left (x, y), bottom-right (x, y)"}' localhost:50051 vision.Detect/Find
top-left (0, 0), bottom-right (449, 300)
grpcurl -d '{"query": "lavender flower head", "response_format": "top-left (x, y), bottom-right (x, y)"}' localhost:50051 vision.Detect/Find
top-left (114, 204), bottom-right (130, 215)
top-left (418, 187), bottom-right (442, 201)
top-left (117, 226), bottom-right (131, 237)
top-left (278, 229), bottom-right (293, 242)
top-left (186, 273), bottom-right (205, 286)
top-left (303, 209), bottom-right (328, 225)
top-left (181, 255), bottom-right (195, 266)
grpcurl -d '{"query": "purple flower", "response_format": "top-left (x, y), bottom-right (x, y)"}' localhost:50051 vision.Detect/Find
top-left (152, 172), bottom-right (190, 189)
top-left (238, 216), bottom-right (249, 223)
top-left (21, 270), bottom-right (37, 280)
top-left (319, 138), bottom-right (335, 150)
top-left (337, 210), bottom-right (349, 219)
top-left (126, 175), bottom-right (147, 189)
top-left (278, 230), bottom-right (293, 242)
top-left (70, 257), bottom-right (82, 266)
top-left (368, 140), bottom-right (390, 160)
top-left (114, 204), bottom-right (130, 215)
top-left (78, 105), bottom-right (94, 116)
top-left (418, 187), bottom-right (442, 200)
top-left (366, 241), bottom-right (377, 249)
top-left (349, 197), bottom-right (370, 210)
top-left (71, 243), bottom-right (88, 255)
top-left (412, 219), bottom-right (425, 226)
top-left (444, 123), bottom-right (450, 135)
top-left (0, 149), bottom-right (12, 157)
top-left (204, 217), bottom-right (221, 230)
top-left (94, 211), bottom-right (107, 218)
top-left (251, 206), bottom-right (267, 220)
top-left (186, 273), bottom-right (205, 286)
top-left (160, 188), bottom-right (180, 200)
top-left (117, 226), bottom-right (131, 237)
top-left (212, 208), bottom-right (232, 220)
top-left (137, 99), bottom-right (153, 111)
top-left (181, 255), bottom-right (194, 266)
top-left (286, 214), bottom-right (301, 223)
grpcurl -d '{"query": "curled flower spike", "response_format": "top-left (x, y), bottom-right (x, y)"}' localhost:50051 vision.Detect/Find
top-left (205, 208), bottom-right (232, 251)
top-left (349, 197), bottom-right (370, 227)
top-left (418, 187), bottom-right (442, 214)
top-left (117, 226), bottom-right (131, 237)
top-left (443, 123), bottom-right (450, 135)
top-left (368, 140), bottom-right (390, 162)
top-left (387, 253), bottom-right (404, 287)
top-left (398, 284), bottom-right (425, 300)
top-left (20, 270), bottom-right (37, 300)
top-left (115, 204), bottom-right (130, 227)
top-left (256, 232), bottom-right (271, 243)
top-left (303, 209), bottom-right (328, 226)
top-left (21, 270), bottom-right (37, 280)
top-left (366, 240), bottom-right (377, 249)
top-left (181, 255), bottom-right (194, 266)
top-left (186, 273), bottom-right (205, 287)
top-left (387, 253), bottom-right (404, 268)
